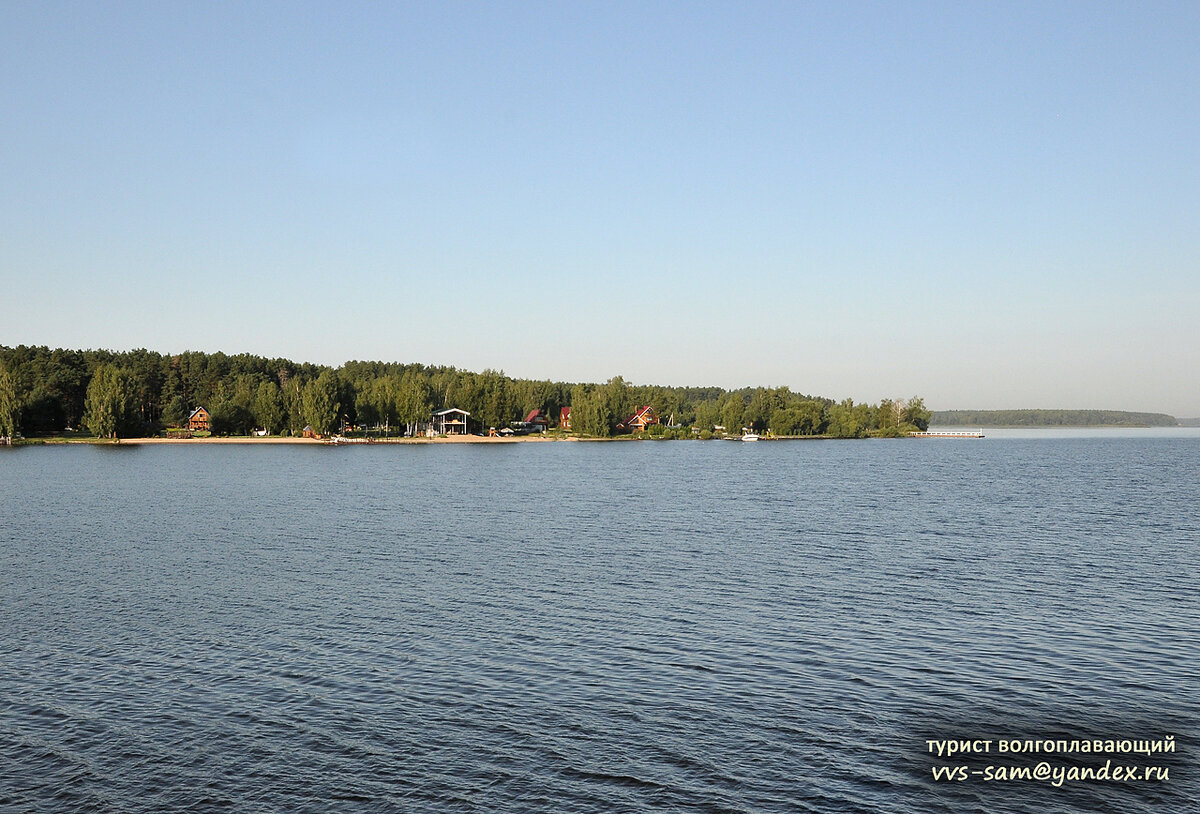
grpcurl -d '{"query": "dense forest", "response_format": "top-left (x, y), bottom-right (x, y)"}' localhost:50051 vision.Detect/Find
top-left (932, 409), bottom-right (1178, 427)
top-left (0, 345), bottom-right (932, 441)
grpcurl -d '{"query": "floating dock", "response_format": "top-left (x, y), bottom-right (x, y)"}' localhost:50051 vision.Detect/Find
top-left (910, 430), bottom-right (985, 438)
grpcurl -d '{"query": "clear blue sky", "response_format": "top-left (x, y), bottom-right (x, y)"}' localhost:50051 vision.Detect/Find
top-left (3, 2), bottom-right (1197, 415)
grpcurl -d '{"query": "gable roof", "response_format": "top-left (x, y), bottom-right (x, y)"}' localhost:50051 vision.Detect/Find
top-left (620, 405), bottom-right (657, 426)
top-left (188, 407), bottom-right (209, 419)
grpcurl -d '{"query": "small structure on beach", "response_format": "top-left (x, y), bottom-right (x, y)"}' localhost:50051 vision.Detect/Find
top-left (524, 409), bottom-right (550, 432)
top-left (509, 409), bottom-right (549, 435)
top-left (302, 424), bottom-right (322, 439)
top-left (617, 406), bottom-right (658, 433)
top-left (431, 408), bottom-right (471, 435)
top-left (187, 407), bottom-right (210, 432)
top-left (559, 406), bottom-right (571, 431)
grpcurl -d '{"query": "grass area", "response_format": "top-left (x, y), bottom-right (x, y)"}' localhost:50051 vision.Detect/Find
top-left (15, 430), bottom-right (96, 444)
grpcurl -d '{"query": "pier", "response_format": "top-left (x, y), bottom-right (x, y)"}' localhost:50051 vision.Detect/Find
top-left (910, 430), bottom-right (985, 438)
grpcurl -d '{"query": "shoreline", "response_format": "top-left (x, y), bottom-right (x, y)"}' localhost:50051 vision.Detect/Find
top-left (13, 433), bottom-right (824, 446)
top-left (18, 434), bottom-right (586, 446)
top-left (11, 434), bottom-right (847, 446)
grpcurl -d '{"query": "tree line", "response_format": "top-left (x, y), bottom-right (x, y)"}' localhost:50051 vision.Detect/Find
top-left (931, 409), bottom-right (1178, 428)
top-left (0, 345), bottom-right (931, 442)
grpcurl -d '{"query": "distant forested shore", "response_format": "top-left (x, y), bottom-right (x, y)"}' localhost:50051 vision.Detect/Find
top-left (932, 409), bottom-right (1178, 428)
top-left (0, 345), bottom-right (932, 442)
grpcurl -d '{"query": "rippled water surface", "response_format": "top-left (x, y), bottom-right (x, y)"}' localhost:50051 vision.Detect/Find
top-left (2, 435), bottom-right (1197, 812)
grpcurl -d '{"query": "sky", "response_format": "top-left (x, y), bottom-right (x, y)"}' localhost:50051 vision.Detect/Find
top-left (2, 2), bottom-right (1198, 415)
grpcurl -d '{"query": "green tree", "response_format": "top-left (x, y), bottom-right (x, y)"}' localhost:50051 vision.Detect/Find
top-left (161, 395), bottom-right (188, 427)
top-left (654, 388), bottom-right (684, 427)
top-left (253, 381), bottom-right (285, 435)
top-left (873, 398), bottom-right (902, 437)
top-left (397, 372), bottom-right (433, 435)
top-left (745, 387), bottom-right (786, 432)
top-left (827, 398), bottom-right (871, 438)
top-left (570, 385), bottom-right (613, 437)
top-left (770, 407), bottom-right (805, 436)
top-left (719, 393), bottom-right (745, 433)
top-left (83, 364), bottom-right (136, 439)
top-left (796, 399), bottom-right (827, 435)
top-left (125, 348), bottom-right (166, 425)
top-left (479, 369), bottom-right (512, 430)
top-left (209, 400), bottom-right (255, 435)
top-left (0, 361), bottom-right (19, 443)
top-left (693, 399), bottom-right (721, 432)
top-left (283, 378), bottom-right (306, 435)
top-left (302, 370), bottom-right (341, 435)
top-left (353, 377), bottom-right (381, 430)
top-left (601, 376), bottom-right (632, 428)
top-left (903, 396), bottom-right (932, 431)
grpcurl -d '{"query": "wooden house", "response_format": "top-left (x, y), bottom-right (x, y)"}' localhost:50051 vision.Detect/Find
top-left (187, 407), bottom-right (211, 432)
top-left (432, 408), bottom-right (471, 435)
top-left (523, 409), bottom-right (550, 432)
top-left (617, 405), bottom-right (658, 433)
top-left (559, 406), bottom-right (571, 430)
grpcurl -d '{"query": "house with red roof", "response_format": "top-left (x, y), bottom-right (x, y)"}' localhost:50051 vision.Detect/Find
top-left (616, 405), bottom-right (658, 433)
top-left (524, 409), bottom-right (550, 432)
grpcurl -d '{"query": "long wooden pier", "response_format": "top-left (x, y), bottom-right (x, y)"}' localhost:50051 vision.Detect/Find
top-left (910, 430), bottom-right (985, 438)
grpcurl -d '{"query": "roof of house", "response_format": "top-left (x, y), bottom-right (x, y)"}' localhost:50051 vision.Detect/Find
top-left (524, 409), bottom-right (546, 423)
top-left (433, 408), bottom-right (471, 417)
top-left (620, 405), bottom-right (657, 426)
top-left (188, 407), bottom-right (209, 419)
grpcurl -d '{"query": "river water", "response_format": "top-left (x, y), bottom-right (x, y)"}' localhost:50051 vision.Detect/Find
top-left (1, 432), bottom-right (1197, 812)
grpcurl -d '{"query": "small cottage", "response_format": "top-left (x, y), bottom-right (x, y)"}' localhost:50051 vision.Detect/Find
top-left (187, 407), bottom-right (211, 432)
top-left (617, 406), bottom-right (658, 433)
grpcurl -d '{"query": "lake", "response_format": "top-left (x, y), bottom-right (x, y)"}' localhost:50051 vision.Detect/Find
top-left (1, 432), bottom-right (1196, 812)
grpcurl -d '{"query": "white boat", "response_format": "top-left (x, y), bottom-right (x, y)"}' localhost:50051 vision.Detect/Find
top-left (741, 432), bottom-right (760, 442)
